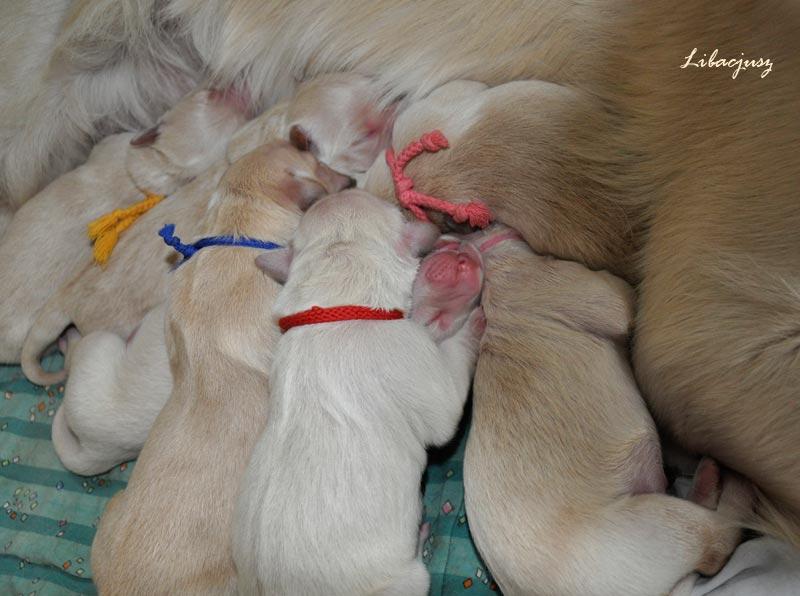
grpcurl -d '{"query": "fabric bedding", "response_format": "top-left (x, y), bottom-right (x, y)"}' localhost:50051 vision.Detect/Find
top-left (4, 357), bottom-right (797, 595)
top-left (0, 356), bottom-right (498, 595)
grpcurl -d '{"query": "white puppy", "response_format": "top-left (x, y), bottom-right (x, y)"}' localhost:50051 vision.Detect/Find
top-left (234, 190), bottom-right (483, 596)
top-left (0, 88), bottom-right (246, 365)
top-left (52, 75), bottom-right (395, 475)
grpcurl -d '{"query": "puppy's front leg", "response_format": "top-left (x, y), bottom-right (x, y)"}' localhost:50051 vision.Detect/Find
top-left (437, 307), bottom-right (485, 401)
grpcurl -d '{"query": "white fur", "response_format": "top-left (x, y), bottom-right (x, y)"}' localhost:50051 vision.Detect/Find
top-left (0, 133), bottom-right (134, 364)
top-left (51, 76), bottom-right (392, 477)
top-left (233, 191), bottom-right (480, 595)
top-left (11, 89), bottom-right (246, 379)
top-left (53, 304), bottom-right (170, 475)
top-left (227, 73), bottom-right (394, 184)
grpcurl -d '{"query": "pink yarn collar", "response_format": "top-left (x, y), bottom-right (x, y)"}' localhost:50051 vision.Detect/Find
top-left (385, 130), bottom-right (493, 228)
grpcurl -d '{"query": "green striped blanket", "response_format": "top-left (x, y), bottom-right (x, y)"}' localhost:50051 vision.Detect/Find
top-left (0, 356), bottom-right (498, 595)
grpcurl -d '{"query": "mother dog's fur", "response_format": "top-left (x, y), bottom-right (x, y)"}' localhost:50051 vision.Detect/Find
top-left (2, 0), bottom-right (799, 545)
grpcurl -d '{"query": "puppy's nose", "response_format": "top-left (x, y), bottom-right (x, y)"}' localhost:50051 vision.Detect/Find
top-left (344, 176), bottom-right (357, 189)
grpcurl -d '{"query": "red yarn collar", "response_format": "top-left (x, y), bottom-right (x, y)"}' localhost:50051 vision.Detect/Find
top-left (278, 305), bottom-right (404, 333)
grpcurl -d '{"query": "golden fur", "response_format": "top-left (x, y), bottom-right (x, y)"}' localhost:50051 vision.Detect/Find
top-left (90, 143), bottom-right (350, 594)
top-left (465, 233), bottom-right (754, 595)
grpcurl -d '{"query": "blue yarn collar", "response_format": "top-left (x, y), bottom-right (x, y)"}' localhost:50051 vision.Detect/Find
top-left (158, 224), bottom-right (282, 262)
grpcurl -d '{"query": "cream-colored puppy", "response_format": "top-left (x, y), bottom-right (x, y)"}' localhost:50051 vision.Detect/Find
top-left (50, 74), bottom-right (394, 475)
top-left (90, 142), bottom-right (351, 595)
top-left (0, 88), bottom-right (245, 367)
top-left (362, 78), bottom-right (639, 278)
top-left (19, 159), bottom-right (227, 387)
top-left (462, 227), bottom-right (755, 596)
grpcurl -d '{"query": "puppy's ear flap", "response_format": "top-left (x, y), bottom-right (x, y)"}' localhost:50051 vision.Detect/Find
top-left (131, 125), bottom-right (161, 147)
top-left (398, 221), bottom-right (439, 257)
top-left (284, 163), bottom-right (352, 211)
top-left (289, 125), bottom-right (317, 154)
top-left (255, 248), bottom-right (293, 284)
top-left (283, 176), bottom-right (328, 212)
top-left (367, 100), bottom-right (399, 144)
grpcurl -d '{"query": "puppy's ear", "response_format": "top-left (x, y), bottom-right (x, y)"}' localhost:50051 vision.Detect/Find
top-left (285, 162), bottom-right (353, 211)
top-left (289, 125), bottom-right (317, 154)
top-left (399, 221), bottom-right (439, 257)
top-left (255, 248), bottom-right (293, 284)
top-left (131, 126), bottom-right (161, 147)
top-left (284, 176), bottom-right (327, 211)
top-left (362, 101), bottom-right (398, 146)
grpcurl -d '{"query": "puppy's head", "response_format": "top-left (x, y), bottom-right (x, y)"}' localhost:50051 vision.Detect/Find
top-left (286, 74), bottom-right (396, 178)
top-left (256, 189), bottom-right (438, 312)
top-left (126, 87), bottom-right (249, 194)
top-left (411, 234), bottom-right (485, 341)
top-left (222, 141), bottom-right (354, 216)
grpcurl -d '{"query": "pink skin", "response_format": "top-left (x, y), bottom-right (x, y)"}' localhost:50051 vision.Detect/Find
top-left (411, 239), bottom-right (484, 342)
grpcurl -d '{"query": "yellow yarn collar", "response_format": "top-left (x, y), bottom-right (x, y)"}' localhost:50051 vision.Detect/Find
top-left (88, 193), bottom-right (165, 265)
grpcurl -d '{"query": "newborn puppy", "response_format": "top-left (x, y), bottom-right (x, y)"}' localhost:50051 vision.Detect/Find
top-left (21, 160), bottom-right (228, 387)
top-left (461, 226), bottom-right (755, 596)
top-left (49, 75), bottom-right (395, 475)
top-left (411, 235), bottom-right (485, 342)
top-left (227, 73), bottom-right (395, 182)
top-left (233, 191), bottom-right (483, 596)
top-left (90, 142), bottom-right (351, 595)
top-left (0, 88), bottom-right (246, 366)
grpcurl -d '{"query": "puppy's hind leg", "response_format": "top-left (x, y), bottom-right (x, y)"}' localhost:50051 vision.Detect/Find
top-left (54, 331), bottom-right (132, 475)
top-left (574, 472), bottom-right (754, 596)
top-left (56, 306), bottom-right (171, 475)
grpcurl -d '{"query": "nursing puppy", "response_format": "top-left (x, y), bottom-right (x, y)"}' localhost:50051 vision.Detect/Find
top-left (462, 227), bottom-right (755, 596)
top-left (362, 78), bottom-right (640, 278)
top-left (0, 88), bottom-right (245, 367)
top-left (50, 74), bottom-right (394, 475)
top-left (90, 142), bottom-right (351, 595)
top-left (19, 159), bottom-right (227, 387)
top-left (233, 191), bottom-right (482, 595)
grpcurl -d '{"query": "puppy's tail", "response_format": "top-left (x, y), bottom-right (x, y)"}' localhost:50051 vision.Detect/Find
top-left (21, 301), bottom-right (71, 386)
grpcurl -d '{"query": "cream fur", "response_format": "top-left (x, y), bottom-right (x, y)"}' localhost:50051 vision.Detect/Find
top-left (15, 89), bottom-right (246, 385)
top-left (90, 142), bottom-right (351, 595)
top-left (53, 74), bottom-right (392, 479)
top-left (463, 228), bottom-right (755, 595)
top-left (53, 304), bottom-right (170, 476)
top-left (2, 0), bottom-right (799, 551)
top-left (2, 88), bottom-right (244, 372)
